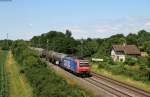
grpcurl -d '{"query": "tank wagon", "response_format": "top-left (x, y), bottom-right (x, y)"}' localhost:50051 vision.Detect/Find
top-left (30, 47), bottom-right (44, 57)
top-left (48, 51), bottom-right (68, 65)
top-left (31, 47), bottom-right (91, 76)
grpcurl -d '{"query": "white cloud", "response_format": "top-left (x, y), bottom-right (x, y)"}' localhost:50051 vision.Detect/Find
top-left (57, 17), bottom-right (150, 39)
top-left (92, 17), bottom-right (150, 37)
top-left (144, 22), bottom-right (150, 27)
top-left (71, 28), bottom-right (84, 33)
top-left (43, 17), bottom-right (150, 39)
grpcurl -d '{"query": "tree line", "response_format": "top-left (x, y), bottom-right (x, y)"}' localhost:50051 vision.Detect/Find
top-left (31, 30), bottom-right (98, 57)
top-left (1, 30), bottom-right (150, 59)
top-left (1, 29), bottom-right (150, 82)
top-left (30, 30), bottom-right (150, 58)
top-left (30, 30), bottom-right (150, 82)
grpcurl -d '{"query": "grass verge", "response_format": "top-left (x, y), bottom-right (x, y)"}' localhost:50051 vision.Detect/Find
top-left (0, 50), bottom-right (8, 97)
top-left (5, 51), bottom-right (33, 97)
top-left (91, 64), bottom-right (150, 92)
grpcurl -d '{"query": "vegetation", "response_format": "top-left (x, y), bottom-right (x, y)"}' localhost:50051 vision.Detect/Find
top-left (92, 65), bottom-right (150, 91)
top-left (0, 29), bottom-right (150, 95)
top-left (31, 30), bottom-right (98, 57)
top-left (31, 30), bottom-right (150, 58)
top-left (12, 40), bottom-right (95, 97)
top-left (94, 60), bottom-right (150, 82)
top-left (5, 51), bottom-right (33, 97)
top-left (30, 30), bottom-right (150, 82)
top-left (0, 40), bottom-right (12, 50)
top-left (0, 50), bottom-right (8, 97)
top-left (31, 30), bottom-right (78, 55)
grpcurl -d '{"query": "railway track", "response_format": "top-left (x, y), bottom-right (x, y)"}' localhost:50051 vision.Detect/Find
top-left (85, 77), bottom-right (131, 97)
top-left (49, 61), bottom-right (150, 97)
top-left (44, 58), bottom-right (150, 96)
top-left (87, 72), bottom-right (150, 97)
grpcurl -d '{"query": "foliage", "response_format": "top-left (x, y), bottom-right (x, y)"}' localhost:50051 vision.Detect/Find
top-left (92, 30), bottom-right (150, 82)
top-left (30, 30), bottom-right (150, 82)
top-left (76, 40), bottom-right (98, 57)
top-left (0, 50), bottom-right (8, 97)
top-left (31, 31), bottom-right (78, 54)
top-left (12, 40), bottom-right (94, 97)
top-left (0, 40), bottom-right (12, 50)
top-left (137, 57), bottom-right (148, 67)
top-left (125, 56), bottom-right (137, 66)
top-left (97, 62), bottom-right (150, 81)
top-left (126, 33), bottom-right (138, 45)
top-left (148, 57), bottom-right (150, 68)
top-left (30, 30), bottom-right (150, 58)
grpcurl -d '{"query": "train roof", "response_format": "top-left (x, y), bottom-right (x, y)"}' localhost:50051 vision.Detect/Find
top-left (30, 47), bottom-right (44, 52)
top-left (64, 57), bottom-right (74, 60)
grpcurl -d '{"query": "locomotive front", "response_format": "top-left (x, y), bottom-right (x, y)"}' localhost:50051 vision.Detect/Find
top-left (76, 59), bottom-right (91, 76)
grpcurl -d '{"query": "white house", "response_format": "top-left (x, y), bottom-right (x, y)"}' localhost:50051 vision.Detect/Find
top-left (111, 45), bottom-right (141, 62)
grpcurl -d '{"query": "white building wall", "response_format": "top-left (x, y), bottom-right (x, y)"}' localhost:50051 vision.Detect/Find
top-left (111, 49), bottom-right (125, 62)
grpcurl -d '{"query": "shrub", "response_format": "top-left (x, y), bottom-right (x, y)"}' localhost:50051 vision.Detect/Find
top-left (12, 41), bottom-right (94, 97)
top-left (125, 56), bottom-right (137, 66)
top-left (147, 57), bottom-right (150, 68)
top-left (137, 57), bottom-right (148, 67)
top-left (97, 57), bottom-right (150, 81)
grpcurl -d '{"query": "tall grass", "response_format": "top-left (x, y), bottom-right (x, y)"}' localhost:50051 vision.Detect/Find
top-left (0, 50), bottom-right (8, 97)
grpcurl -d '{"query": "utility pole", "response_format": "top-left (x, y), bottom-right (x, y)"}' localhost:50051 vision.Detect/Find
top-left (6, 33), bottom-right (8, 40)
top-left (6, 33), bottom-right (8, 49)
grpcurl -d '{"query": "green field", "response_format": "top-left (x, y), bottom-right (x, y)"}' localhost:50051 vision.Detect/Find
top-left (0, 50), bottom-right (8, 97)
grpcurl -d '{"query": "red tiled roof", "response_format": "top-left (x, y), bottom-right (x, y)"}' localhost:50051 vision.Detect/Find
top-left (112, 45), bottom-right (141, 55)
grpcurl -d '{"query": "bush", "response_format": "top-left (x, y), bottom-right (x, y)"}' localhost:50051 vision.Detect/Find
top-left (97, 57), bottom-right (150, 81)
top-left (147, 57), bottom-right (150, 68)
top-left (125, 56), bottom-right (137, 66)
top-left (12, 41), bottom-right (94, 97)
top-left (137, 57), bottom-right (148, 66)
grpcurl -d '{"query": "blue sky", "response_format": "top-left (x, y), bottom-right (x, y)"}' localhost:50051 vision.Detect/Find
top-left (0, 0), bottom-right (150, 40)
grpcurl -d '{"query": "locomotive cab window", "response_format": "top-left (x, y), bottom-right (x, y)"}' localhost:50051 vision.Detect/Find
top-left (80, 63), bottom-right (89, 67)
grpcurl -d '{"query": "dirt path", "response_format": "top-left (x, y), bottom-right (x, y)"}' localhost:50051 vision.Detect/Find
top-left (5, 51), bottom-right (33, 97)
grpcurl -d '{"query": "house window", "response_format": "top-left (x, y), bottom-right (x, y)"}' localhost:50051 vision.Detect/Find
top-left (117, 56), bottom-right (119, 60)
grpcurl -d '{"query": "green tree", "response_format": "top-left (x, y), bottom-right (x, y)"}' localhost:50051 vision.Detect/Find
top-left (65, 29), bottom-right (72, 37)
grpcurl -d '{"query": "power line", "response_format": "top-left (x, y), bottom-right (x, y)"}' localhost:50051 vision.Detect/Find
top-left (6, 33), bottom-right (8, 40)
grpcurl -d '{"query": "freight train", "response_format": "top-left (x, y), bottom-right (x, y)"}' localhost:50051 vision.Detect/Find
top-left (31, 47), bottom-right (91, 76)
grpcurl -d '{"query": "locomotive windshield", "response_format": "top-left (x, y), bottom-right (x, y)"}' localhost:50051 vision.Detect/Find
top-left (80, 63), bottom-right (89, 67)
